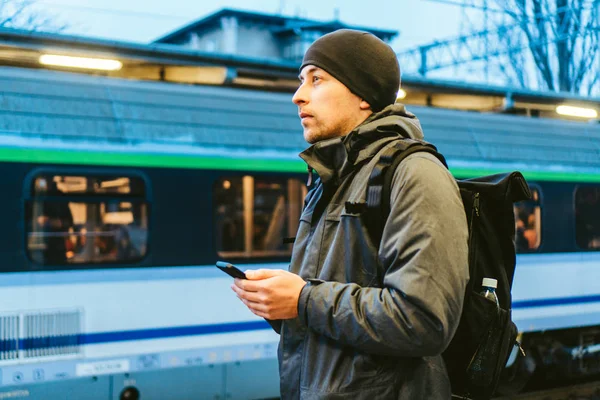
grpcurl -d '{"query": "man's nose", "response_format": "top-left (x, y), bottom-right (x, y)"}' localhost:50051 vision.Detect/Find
top-left (292, 84), bottom-right (307, 105)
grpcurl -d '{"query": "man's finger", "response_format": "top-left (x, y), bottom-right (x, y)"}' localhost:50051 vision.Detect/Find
top-left (246, 307), bottom-right (269, 319)
top-left (231, 284), bottom-right (265, 303)
top-left (233, 278), bottom-right (262, 292)
top-left (238, 296), bottom-right (269, 314)
top-left (253, 310), bottom-right (271, 319)
top-left (245, 269), bottom-right (283, 280)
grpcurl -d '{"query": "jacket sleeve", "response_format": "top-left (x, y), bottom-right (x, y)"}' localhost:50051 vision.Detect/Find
top-left (266, 319), bottom-right (282, 334)
top-left (296, 153), bottom-right (469, 357)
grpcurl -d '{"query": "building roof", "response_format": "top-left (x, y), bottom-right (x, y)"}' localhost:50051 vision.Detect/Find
top-left (153, 8), bottom-right (398, 43)
top-left (0, 25), bottom-right (299, 73)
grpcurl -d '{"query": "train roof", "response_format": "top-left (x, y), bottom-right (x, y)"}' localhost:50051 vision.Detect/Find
top-left (0, 66), bottom-right (599, 182)
top-left (1, 26), bottom-right (600, 118)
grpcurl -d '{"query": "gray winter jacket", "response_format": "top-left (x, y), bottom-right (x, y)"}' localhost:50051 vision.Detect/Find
top-left (278, 105), bottom-right (469, 399)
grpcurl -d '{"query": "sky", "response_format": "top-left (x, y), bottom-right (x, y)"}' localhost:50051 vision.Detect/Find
top-left (30, 0), bottom-right (465, 52)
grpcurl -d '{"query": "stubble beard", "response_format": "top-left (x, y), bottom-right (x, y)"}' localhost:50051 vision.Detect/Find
top-left (303, 122), bottom-right (342, 144)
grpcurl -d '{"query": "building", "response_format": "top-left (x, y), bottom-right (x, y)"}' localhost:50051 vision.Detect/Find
top-left (152, 8), bottom-right (398, 62)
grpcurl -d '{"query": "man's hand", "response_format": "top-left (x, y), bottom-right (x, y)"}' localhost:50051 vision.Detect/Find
top-left (232, 269), bottom-right (307, 320)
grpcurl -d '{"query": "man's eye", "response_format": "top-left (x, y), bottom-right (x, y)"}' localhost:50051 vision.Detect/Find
top-left (312, 76), bottom-right (321, 82)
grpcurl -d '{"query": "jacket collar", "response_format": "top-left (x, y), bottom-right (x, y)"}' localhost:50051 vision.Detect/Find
top-left (299, 104), bottom-right (424, 185)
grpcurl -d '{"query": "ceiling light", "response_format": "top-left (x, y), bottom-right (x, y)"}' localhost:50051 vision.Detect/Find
top-left (39, 54), bottom-right (123, 71)
top-left (556, 105), bottom-right (598, 119)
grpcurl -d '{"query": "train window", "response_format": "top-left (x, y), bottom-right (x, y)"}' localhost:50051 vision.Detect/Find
top-left (514, 188), bottom-right (541, 253)
top-left (215, 176), bottom-right (306, 258)
top-left (32, 175), bottom-right (145, 196)
top-left (26, 174), bottom-right (149, 265)
top-left (575, 186), bottom-right (600, 250)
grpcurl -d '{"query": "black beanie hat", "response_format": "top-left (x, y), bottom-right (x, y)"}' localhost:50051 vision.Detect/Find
top-left (300, 29), bottom-right (400, 112)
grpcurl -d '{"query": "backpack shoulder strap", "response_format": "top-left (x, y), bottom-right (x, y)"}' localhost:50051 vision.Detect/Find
top-left (365, 139), bottom-right (448, 246)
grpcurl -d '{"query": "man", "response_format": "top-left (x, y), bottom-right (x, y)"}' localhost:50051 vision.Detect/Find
top-left (232, 29), bottom-right (469, 399)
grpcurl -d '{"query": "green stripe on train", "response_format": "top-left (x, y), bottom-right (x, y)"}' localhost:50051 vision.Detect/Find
top-left (2, 147), bottom-right (600, 182)
top-left (451, 169), bottom-right (600, 182)
top-left (0, 147), bottom-right (305, 172)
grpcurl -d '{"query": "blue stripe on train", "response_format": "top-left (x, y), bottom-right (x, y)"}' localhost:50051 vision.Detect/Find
top-left (512, 294), bottom-right (600, 308)
top-left (0, 339), bottom-right (18, 352)
top-left (21, 335), bottom-right (80, 350)
top-left (15, 295), bottom-right (600, 350)
top-left (82, 320), bottom-right (269, 344)
top-left (18, 320), bottom-right (270, 350)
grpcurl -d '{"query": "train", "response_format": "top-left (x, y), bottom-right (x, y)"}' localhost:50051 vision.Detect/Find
top-left (0, 64), bottom-right (599, 399)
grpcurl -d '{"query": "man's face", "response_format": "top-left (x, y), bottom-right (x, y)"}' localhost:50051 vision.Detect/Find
top-left (293, 66), bottom-right (370, 144)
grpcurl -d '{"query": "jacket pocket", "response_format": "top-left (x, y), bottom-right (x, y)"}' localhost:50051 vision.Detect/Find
top-left (300, 334), bottom-right (397, 395)
top-left (300, 381), bottom-right (399, 400)
top-left (318, 205), bottom-right (380, 285)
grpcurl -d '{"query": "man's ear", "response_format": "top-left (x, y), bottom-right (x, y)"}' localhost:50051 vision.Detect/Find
top-left (359, 100), bottom-right (371, 110)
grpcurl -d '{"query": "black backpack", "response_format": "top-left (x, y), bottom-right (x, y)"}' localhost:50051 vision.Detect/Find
top-left (363, 138), bottom-right (531, 400)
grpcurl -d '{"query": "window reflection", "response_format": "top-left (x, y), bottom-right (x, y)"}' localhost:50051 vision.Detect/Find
top-left (514, 188), bottom-right (541, 253)
top-left (27, 174), bottom-right (148, 265)
top-left (215, 176), bottom-right (306, 258)
top-left (32, 175), bottom-right (144, 196)
top-left (575, 186), bottom-right (600, 250)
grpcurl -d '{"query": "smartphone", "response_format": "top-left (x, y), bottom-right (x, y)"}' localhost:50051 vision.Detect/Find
top-left (216, 261), bottom-right (247, 279)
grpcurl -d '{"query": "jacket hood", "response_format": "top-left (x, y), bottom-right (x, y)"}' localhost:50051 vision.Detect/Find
top-left (299, 103), bottom-right (424, 185)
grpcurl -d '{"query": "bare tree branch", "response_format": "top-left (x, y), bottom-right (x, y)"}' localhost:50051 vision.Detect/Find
top-left (466, 0), bottom-right (600, 95)
top-left (587, 69), bottom-right (600, 96)
top-left (571, 5), bottom-right (598, 90)
top-left (0, 0), bottom-right (68, 32)
top-left (555, 0), bottom-right (571, 90)
top-left (510, 0), bottom-right (556, 90)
